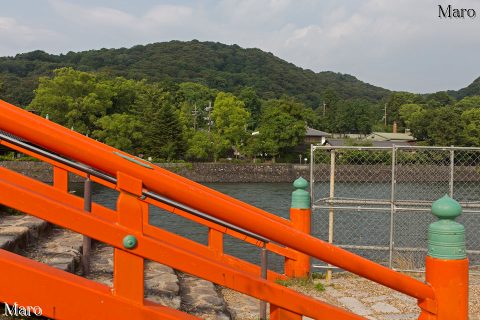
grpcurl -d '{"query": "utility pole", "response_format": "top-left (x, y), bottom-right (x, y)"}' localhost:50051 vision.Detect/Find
top-left (384, 104), bottom-right (387, 128)
top-left (192, 103), bottom-right (198, 131)
top-left (323, 102), bottom-right (326, 117)
top-left (205, 101), bottom-right (213, 133)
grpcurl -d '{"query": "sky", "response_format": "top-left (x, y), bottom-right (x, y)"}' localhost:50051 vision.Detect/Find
top-left (1, 0), bottom-right (479, 93)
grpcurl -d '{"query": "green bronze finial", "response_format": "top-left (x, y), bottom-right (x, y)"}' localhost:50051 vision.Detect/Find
top-left (428, 195), bottom-right (466, 260)
top-left (123, 235), bottom-right (138, 249)
top-left (432, 194), bottom-right (462, 219)
top-left (291, 177), bottom-right (310, 209)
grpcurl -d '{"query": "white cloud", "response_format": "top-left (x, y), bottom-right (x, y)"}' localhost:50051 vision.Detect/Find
top-left (49, 0), bottom-right (195, 32)
top-left (143, 5), bottom-right (193, 28)
top-left (0, 17), bottom-right (60, 56)
top-left (49, 0), bottom-right (135, 27)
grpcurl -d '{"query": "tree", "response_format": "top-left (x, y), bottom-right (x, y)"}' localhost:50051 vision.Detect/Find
top-left (255, 105), bottom-right (306, 161)
top-left (386, 92), bottom-right (422, 124)
top-left (409, 108), bottom-right (433, 142)
top-left (107, 77), bottom-right (146, 114)
top-left (211, 92), bottom-right (250, 154)
top-left (455, 96), bottom-right (480, 110)
top-left (426, 107), bottom-right (462, 146)
top-left (399, 104), bottom-right (424, 128)
top-left (264, 96), bottom-right (319, 128)
top-left (92, 114), bottom-right (143, 153)
top-left (322, 88), bottom-right (339, 109)
top-left (186, 130), bottom-right (211, 161)
top-left (425, 91), bottom-right (455, 108)
top-left (28, 67), bottom-right (114, 134)
top-left (138, 84), bottom-right (184, 160)
top-left (239, 87), bottom-right (262, 129)
top-left (327, 99), bottom-right (375, 134)
top-left (177, 82), bottom-right (216, 130)
top-left (460, 108), bottom-right (480, 146)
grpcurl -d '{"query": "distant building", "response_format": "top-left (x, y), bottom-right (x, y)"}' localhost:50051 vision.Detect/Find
top-left (324, 131), bottom-right (416, 148)
top-left (294, 127), bottom-right (330, 153)
top-left (304, 127), bottom-right (330, 145)
top-left (364, 132), bottom-right (416, 143)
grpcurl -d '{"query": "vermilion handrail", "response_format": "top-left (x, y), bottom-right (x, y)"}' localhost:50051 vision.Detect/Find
top-left (0, 99), bottom-right (434, 301)
top-left (0, 99), bottom-right (434, 302)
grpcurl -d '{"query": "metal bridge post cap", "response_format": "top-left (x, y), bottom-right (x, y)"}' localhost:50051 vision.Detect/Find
top-left (291, 177), bottom-right (310, 209)
top-left (431, 194), bottom-right (462, 219)
top-left (293, 177), bottom-right (308, 190)
top-left (123, 235), bottom-right (138, 249)
top-left (428, 195), bottom-right (466, 260)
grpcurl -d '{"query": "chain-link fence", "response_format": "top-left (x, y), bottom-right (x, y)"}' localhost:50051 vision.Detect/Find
top-left (310, 145), bottom-right (480, 271)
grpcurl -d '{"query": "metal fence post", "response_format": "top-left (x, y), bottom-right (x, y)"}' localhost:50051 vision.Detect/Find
top-left (388, 146), bottom-right (397, 268)
top-left (259, 244), bottom-right (268, 320)
top-left (83, 174), bottom-right (92, 275)
top-left (326, 149), bottom-right (336, 283)
top-left (310, 144), bottom-right (314, 207)
top-left (450, 146), bottom-right (455, 198)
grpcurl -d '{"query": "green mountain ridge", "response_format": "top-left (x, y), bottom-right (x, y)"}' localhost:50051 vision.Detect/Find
top-left (0, 40), bottom-right (478, 108)
top-left (0, 40), bottom-right (390, 107)
top-left (448, 76), bottom-right (480, 100)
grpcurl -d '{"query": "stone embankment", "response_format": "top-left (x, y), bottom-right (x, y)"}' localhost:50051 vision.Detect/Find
top-left (0, 161), bottom-right (311, 183)
top-left (4, 161), bottom-right (480, 183)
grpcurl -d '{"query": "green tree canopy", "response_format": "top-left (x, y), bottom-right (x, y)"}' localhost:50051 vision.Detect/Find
top-left (460, 108), bottom-right (480, 146)
top-left (399, 103), bottom-right (424, 129)
top-left (256, 104), bottom-right (306, 160)
top-left (239, 87), bottom-right (262, 129)
top-left (92, 114), bottom-right (143, 153)
top-left (138, 84), bottom-right (184, 160)
top-left (28, 67), bottom-right (114, 134)
top-left (455, 96), bottom-right (480, 110)
top-left (211, 92), bottom-right (250, 152)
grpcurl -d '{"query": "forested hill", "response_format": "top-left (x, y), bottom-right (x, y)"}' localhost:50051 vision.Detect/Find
top-left (0, 40), bottom-right (390, 107)
top-left (448, 77), bottom-right (480, 100)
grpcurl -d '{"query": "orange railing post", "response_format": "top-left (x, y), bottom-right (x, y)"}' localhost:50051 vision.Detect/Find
top-left (419, 195), bottom-right (468, 320)
top-left (272, 177), bottom-right (311, 320)
top-left (208, 228), bottom-right (224, 256)
top-left (113, 172), bottom-right (145, 304)
top-left (53, 166), bottom-right (68, 191)
top-left (285, 177), bottom-right (311, 278)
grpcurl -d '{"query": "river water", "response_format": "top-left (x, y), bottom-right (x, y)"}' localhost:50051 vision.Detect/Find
top-left (79, 181), bottom-right (480, 273)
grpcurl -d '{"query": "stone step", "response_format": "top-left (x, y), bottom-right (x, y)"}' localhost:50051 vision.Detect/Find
top-left (87, 243), bottom-right (182, 310)
top-left (0, 214), bottom-right (51, 253)
top-left (178, 273), bottom-right (231, 320)
top-left (87, 243), bottom-right (232, 319)
top-left (20, 227), bottom-right (83, 273)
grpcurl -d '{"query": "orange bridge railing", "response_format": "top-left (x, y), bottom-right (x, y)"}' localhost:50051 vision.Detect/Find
top-left (0, 99), bottom-right (469, 319)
